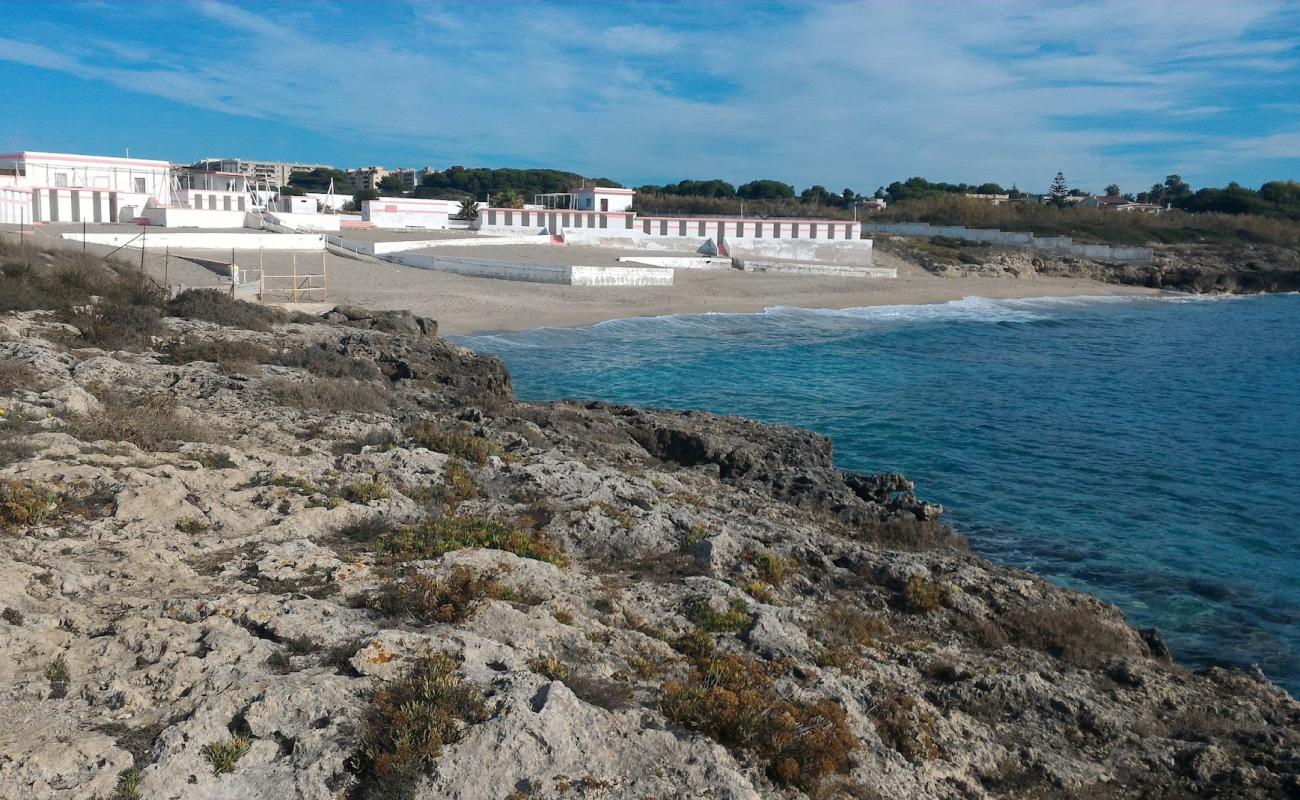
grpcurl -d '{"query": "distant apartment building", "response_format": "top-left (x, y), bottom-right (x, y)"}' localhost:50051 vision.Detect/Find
top-left (348, 166), bottom-right (433, 193)
top-left (963, 193), bottom-right (1012, 205)
top-left (347, 166), bottom-right (388, 192)
top-left (190, 158), bottom-right (332, 187)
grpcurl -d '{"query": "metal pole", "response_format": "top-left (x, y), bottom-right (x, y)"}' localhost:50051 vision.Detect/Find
top-left (292, 251), bottom-right (299, 303)
top-left (83, 219), bottom-right (86, 252)
top-left (140, 226), bottom-right (146, 275)
top-left (164, 246), bottom-right (169, 291)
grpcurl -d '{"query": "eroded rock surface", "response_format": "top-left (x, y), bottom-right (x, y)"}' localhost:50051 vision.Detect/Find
top-left (0, 307), bottom-right (1296, 800)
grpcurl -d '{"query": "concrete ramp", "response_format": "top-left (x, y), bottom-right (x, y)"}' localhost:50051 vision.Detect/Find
top-left (734, 257), bottom-right (895, 278)
top-left (617, 256), bottom-right (734, 270)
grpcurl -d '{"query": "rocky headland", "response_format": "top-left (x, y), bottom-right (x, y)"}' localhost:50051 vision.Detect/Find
top-left (1, 244), bottom-right (1297, 799)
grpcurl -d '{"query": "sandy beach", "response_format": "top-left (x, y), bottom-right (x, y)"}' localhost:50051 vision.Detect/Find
top-left (25, 227), bottom-right (1166, 335)
top-left (311, 245), bottom-right (1165, 335)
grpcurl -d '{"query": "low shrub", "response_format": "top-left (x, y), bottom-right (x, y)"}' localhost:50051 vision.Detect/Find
top-left (70, 391), bottom-right (212, 451)
top-left (0, 478), bottom-right (61, 531)
top-left (175, 516), bottom-right (210, 534)
top-left (337, 514), bottom-right (398, 543)
top-left (268, 377), bottom-right (390, 413)
top-left (0, 360), bottom-right (46, 394)
top-left (166, 289), bottom-right (285, 332)
top-left (62, 299), bottom-right (163, 351)
top-left (352, 654), bottom-right (488, 799)
top-left (902, 575), bottom-right (952, 613)
top-left (745, 547), bottom-right (792, 586)
top-left (1002, 604), bottom-right (1140, 668)
top-left (688, 598), bottom-right (752, 633)
top-left (370, 567), bottom-right (501, 624)
top-left (813, 607), bottom-right (891, 670)
top-left (163, 337), bottom-right (273, 373)
top-left (863, 517), bottom-right (967, 551)
top-left (527, 655), bottom-right (574, 682)
top-left (204, 736), bottom-right (251, 775)
top-left (342, 476), bottom-right (390, 504)
top-left (378, 516), bottom-right (565, 566)
top-left (272, 342), bottom-right (380, 380)
top-left (872, 694), bottom-right (941, 762)
top-left (45, 655), bottom-right (70, 699)
top-left (111, 767), bottom-right (143, 800)
top-left (406, 420), bottom-right (497, 465)
top-left (661, 653), bottom-right (857, 791)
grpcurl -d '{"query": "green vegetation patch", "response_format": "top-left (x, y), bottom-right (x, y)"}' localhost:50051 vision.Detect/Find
top-left (0, 478), bottom-right (61, 531)
top-left (378, 516), bottom-right (565, 566)
top-left (405, 420), bottom-right (497, 465)
top-left (351, 654), bottom-right (489, 799)
top-left (204, 736), bottom-right (251, 775)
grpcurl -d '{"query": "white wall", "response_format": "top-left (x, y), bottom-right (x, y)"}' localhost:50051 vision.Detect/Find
top-left (264, 211), bottom-right (341, 232)
top-left (387, 252), bottom-right (672, 286)
top-left (64, 232), bottom-right (326, 250)
top-left (362, 198), bottom-right (453, 229)
top-left (140, 206), bottom-right (249, 228)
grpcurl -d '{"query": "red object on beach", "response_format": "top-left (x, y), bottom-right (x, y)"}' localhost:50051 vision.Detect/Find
top-left (133, 217), bottom-right (152, 225)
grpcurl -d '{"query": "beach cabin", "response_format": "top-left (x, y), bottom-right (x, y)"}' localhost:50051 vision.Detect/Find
top-left (0, 151), bottom-right (171, 224)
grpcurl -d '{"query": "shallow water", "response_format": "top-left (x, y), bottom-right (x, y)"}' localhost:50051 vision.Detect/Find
top-left (455, 293), bottom-right (1300, 693)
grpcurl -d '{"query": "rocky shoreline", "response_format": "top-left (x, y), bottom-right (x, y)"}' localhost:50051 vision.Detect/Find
top-left (1, 246), bottom-right (1297, 798)
top-left (883, 238), bottom-right (1300, 295)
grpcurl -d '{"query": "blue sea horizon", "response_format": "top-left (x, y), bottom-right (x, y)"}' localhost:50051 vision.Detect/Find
top-left (454, 292), bottom-right (1300, 694)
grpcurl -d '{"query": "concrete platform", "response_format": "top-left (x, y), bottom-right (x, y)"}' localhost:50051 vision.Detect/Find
top-left (386, 252), bottom-right (673, 286)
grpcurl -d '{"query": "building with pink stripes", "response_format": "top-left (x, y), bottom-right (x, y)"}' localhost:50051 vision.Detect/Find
top-left (0, 151), bottom-right (171, 225)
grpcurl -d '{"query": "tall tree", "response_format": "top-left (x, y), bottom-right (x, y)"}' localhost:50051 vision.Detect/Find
top-left (1048, 172), bottom-right (1070, 207)
top-left (1105, 183), bottom-right (1122, 197)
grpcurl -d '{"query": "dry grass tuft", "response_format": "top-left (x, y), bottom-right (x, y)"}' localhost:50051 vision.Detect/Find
top-left (370, 567), bottom-right (502, 625)
top-left (1002, 604), bottom-right (1141, 668)
top-left (661, 653), bottom-right (857, 791)
top-left (0, 478), bottom-right (61, 531)
top-left (70, 391), bottom-right (213, 451)
top-left (268, 377), bottom-right (390, 413)
top-left (163, 337), bottom-right (273, 373)
top-left (352, 654), bottom-right (488, 800)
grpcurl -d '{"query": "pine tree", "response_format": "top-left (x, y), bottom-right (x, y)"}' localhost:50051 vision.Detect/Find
top-left (1048, 172), bottom-right (1070, 207)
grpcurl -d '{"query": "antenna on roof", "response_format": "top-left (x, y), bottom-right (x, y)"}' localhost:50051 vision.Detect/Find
top-left (125, 147), bottom-right (130, 158)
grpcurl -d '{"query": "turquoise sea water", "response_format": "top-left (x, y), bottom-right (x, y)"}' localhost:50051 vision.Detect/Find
top-left (454, 294), bottom-right (1300, 693)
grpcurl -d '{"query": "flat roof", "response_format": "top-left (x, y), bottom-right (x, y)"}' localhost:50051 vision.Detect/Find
top-left (0, 151), bottom-right (170, 167)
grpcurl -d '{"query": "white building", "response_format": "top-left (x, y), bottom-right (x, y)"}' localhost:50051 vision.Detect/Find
top-left (0, 151), bottom-right (171, 224)
top-left (362, 197), bottom-right (456, 229)
top-left (534, 186), bottom-right (636, 213)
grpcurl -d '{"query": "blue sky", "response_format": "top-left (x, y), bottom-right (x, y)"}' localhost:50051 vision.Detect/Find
top-left (3, 0), bottom-right (1298, 195)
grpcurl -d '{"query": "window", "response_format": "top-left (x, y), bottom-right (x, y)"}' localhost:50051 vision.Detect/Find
top-left (54, 173), bottom-right (69, 188)
top-left (134, 177), bottom-right (147, 193)
top-left (600, 198), bottom-right (609, 211)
